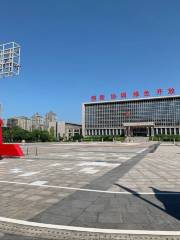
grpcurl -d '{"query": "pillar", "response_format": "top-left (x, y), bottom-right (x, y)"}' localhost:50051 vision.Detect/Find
top-left (165, 128), bottom-right (167, 135)
top-left (125, 127), bottom-right (128, 137)
top-left (160, 128), bottom-right (163, 135)
top-left (147, 127), bottom-right (149, 137)
top-left (127, 127), bottom-right (130, 137)
top-left (151, 127), bottom-right (154, 137)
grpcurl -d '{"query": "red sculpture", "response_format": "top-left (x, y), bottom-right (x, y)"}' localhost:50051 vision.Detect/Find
top-left (0, 118), bottom-right (24, 157)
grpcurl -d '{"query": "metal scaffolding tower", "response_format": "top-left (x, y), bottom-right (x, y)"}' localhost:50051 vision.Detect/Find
top-left (0, 42), bottom-right (21, 78)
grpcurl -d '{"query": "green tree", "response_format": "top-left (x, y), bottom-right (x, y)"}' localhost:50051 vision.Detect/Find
top-left (2, 126), bottom-right (59, 142)
top-left (40, 130), bottom-right (50, 142)
top-left (72, 133), bottom-right (83, 142)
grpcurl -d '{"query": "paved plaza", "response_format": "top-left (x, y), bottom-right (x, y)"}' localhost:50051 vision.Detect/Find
top-left (0, 142), bottom-right (180, 239)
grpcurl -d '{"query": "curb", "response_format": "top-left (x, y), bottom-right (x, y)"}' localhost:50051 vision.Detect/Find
top-left (0, 217), bottom-right (180, 240)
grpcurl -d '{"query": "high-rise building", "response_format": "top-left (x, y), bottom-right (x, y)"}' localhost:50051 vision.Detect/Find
top-left (45, 111), bottom-right (56, 122)
top-left (7, 116), bottom-right (32, 131)
top-left (45, 111), bottom-right (57, 137)
top-left (18, 117), bottom-right (32, 131)
top-left (32, 113), bottom-right (44, 130)
top-left (7, 118), bottom-right (18, 128)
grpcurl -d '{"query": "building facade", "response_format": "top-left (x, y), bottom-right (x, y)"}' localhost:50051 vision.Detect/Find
top-left (44, 111), bottom-right (57, 137)
top-left (82, 95), bottom-right (180, 137)
top-left (58, 121), bottom-right (82, 140)
top-left (7, 116), bottom-right (32, 131)
top-left (6, 112), bottom-right (58, 137)
top-left (32, 113), bottom-right (44, 130)
top-left (7, 118), bottom-right (18, 128)
top-left (17, 116), bottom-right (32, 131)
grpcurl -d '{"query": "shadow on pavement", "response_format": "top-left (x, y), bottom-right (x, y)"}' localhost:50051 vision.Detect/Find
top-left (115, 184), bottom-right (180, 221)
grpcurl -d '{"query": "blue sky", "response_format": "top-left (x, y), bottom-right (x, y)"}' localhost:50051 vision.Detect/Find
top-left (1, 0), bottom-right (180, 123)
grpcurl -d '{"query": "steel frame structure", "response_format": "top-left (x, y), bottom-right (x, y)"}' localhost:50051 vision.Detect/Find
top-left (0, 42), bottom-right (20, 78)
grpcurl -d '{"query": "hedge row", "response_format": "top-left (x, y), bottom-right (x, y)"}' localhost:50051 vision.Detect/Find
top-left (83, 135), bottom-right (125, 142)
top-left (149, 134), bottom-right (180, 141)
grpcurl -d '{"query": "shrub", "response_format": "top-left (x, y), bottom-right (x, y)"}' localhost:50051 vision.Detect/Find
top-left (83, 135), bottom-right (125, 142)
top-left (149, 134), bottom-right (180, 142)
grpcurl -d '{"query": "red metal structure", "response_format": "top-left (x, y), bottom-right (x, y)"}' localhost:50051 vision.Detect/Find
top-left (0, 42), bottom-right (24, 158)
top-left (0, 119), bottom-right (24, 157)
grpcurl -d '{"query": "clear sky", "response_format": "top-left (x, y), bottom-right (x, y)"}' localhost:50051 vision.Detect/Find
top-left (1, 0), bottom-right (180, 123)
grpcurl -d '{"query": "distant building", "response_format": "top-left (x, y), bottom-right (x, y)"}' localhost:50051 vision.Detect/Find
top-left (2, 119), bottom-right (7, 127)
top-left (57, 121), bottom-right (82, 140)
top-left (45, 111), bottom-right (57, 137)
top-left (32, 112), bottom-right (44, 130)
top-left (7, 118), bottom-right (18, 128)
top-left (7, 116), bottom-right (32, 131)
top-left (17, 116), bottom-right (32, 131)
top-left (45, 111), bottom-right (57, 122)
top-left (6, 111), bottom-right (58, 134)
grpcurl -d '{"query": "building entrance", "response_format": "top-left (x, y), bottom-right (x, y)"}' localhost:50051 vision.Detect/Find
top-left (124, 122), bottom-right (154, 137)
top-left (132, 127), bottom-right (148, 137)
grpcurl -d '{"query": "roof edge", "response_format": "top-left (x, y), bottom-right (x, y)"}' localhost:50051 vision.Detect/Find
top-left (83, 95), bottom-right (180, 105)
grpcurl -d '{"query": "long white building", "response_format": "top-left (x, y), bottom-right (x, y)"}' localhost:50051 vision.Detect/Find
top-left (82, 95), bottom-right (180, 137)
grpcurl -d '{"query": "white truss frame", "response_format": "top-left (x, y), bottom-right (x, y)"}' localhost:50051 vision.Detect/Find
top-left (0, 42), bottom-right (21, 78)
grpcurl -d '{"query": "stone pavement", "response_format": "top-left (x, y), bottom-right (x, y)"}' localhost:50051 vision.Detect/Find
top-left (32, 191), bottom-right (180, 230)
top-left (109, 144), bottom-right (180, 193)
top-left (0, 142), bottom-right (146, 220)
top-left (0, 142), bottom-right (179, 239)
top-left (31, 144), bottom-right (180, 230)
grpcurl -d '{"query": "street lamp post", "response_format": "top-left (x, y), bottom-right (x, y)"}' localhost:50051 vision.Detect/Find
top-left (0, 42), bottom-right (24, 157)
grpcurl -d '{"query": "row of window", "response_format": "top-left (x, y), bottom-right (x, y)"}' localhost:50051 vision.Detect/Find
top-left (85, 128), bottom-right (180, 136)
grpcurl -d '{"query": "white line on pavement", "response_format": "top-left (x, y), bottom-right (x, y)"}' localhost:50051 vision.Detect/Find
top-left (18, 172), bottom-right (40, 177)
top-left (0, 180), bottom-right (179, 195)
top-left (30, 181), bottom-right (48, 186)
top-left (0, 216), bottom-right (179, 235)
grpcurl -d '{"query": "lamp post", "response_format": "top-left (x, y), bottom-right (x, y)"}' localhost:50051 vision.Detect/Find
top-left (0, 42), bottom-right (24, 157)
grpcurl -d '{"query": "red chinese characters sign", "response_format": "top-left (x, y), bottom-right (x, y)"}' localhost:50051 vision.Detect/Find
top-left (111, 93), bottom-right (117, 100)
top-left (91, 96), bottom-right (96, 102)
top-left (90, 88), bottom-right (176, 101)
top-left (133, 91), bottom-right (139, 98)
top-left (168, 88), bottom-right (175, 95)
top-left (99, 95), bottom-right (105, 101)
top-left (121, 92), bottom-right (127, 98)
top-left (144, 90), bottom-right (150, 97)
top-left (157, 88), bottom-right (163, 95)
